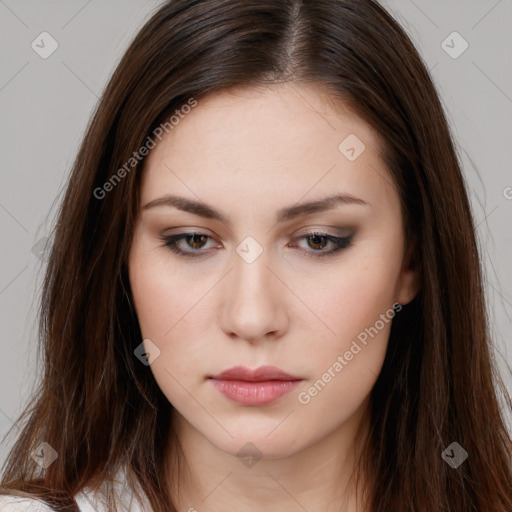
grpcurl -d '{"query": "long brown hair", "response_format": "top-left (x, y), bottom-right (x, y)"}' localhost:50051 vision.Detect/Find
top-left (1, 1), bottom-right (511, 510)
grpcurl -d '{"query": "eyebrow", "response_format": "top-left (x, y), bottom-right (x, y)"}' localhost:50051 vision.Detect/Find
top-left (142, 193), bottom-right (369, 225)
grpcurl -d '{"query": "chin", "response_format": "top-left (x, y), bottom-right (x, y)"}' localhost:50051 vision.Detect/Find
top-left (205, 422), bottom-right (307, 461)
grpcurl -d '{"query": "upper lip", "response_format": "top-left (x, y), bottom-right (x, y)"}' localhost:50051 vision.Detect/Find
top-left (209, 365), bottom-right (302, 382)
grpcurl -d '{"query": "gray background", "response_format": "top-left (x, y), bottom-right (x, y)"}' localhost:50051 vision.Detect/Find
top-left (0, 0), bottom-right (511, 467)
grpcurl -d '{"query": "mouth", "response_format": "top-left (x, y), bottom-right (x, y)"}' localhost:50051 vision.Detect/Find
top-left (208, 365), bottom-right (303, 406)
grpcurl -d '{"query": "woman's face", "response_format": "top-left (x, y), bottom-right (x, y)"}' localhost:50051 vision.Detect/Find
top-left (128, 83), bottom-right (418, 459)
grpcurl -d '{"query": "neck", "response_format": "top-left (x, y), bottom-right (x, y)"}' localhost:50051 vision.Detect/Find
top-left (167, 399), bottom-right (371, 512)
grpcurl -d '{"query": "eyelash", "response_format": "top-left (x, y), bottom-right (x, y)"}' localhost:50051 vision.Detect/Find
top-left (158, 231), bottom-right (353, 259)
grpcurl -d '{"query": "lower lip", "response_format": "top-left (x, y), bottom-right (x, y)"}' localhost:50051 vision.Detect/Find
top-left (210, 379), bottom-right (302, 406)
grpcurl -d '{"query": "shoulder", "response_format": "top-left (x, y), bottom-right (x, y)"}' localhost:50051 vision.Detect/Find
top-left (75, 480), bottom-right (151, 512)
top-left (0, 491), bottom-right (101, 512)
top-left (0, 495), bottom-right (56, 511)
top-left (0, 466), bottom-right (151, 512)
top-left (0, 491), bottom-right (113, 512)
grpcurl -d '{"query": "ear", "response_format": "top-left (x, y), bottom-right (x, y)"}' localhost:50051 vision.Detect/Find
top-left (396, 239), bottom-right (421, 306)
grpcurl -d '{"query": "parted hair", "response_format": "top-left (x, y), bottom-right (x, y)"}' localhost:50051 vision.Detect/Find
top-left (1, 1), bottom-right (511, 511)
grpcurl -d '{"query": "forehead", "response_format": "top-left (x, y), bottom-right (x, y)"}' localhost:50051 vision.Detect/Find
top-left (140, 82), bottom-right (395, 215)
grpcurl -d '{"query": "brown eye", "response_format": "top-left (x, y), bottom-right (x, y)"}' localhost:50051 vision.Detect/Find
top-left (185, 234), bottom-right (209, 249)
top-left (290, 231), bottom-right (354, 259)
top-left (306, 234), bottom-right (329, 250)
top-left (159, 232), bottom-right (219, 257)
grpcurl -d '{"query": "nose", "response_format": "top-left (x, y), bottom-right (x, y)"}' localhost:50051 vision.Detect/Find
top-left (219, 247), bottom-right (288, 343)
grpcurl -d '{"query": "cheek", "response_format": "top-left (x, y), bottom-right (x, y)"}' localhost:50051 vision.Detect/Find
top-left (128, 243), bottom-right (211, 383)
top-left (292, 238), bottom-right (402, 413)
top-left (128, 255), bottom-right (204, 409)
top-left (128, 224), bottom-right (403, 418)
top-left (295, 287), bottom-right (394, 435)
top-left (129, 264), bottom-right (172, 337)
top-left (129, 241), bottom-right (196, 340)
top-left (303, 241), bottom-right (402, 345)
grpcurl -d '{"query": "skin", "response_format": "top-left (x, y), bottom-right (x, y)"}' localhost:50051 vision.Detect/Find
top-left (128, 82), bottom-right (419, 512)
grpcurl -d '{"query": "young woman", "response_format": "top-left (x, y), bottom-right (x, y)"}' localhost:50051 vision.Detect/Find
top-left (1, 0), bottom-right (511, 511)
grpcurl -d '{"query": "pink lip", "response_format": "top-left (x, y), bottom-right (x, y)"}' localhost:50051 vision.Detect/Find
top-left (210, 365), bottom-right (302, 382)
top-left (208, 365), bottom-right (303, 406)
